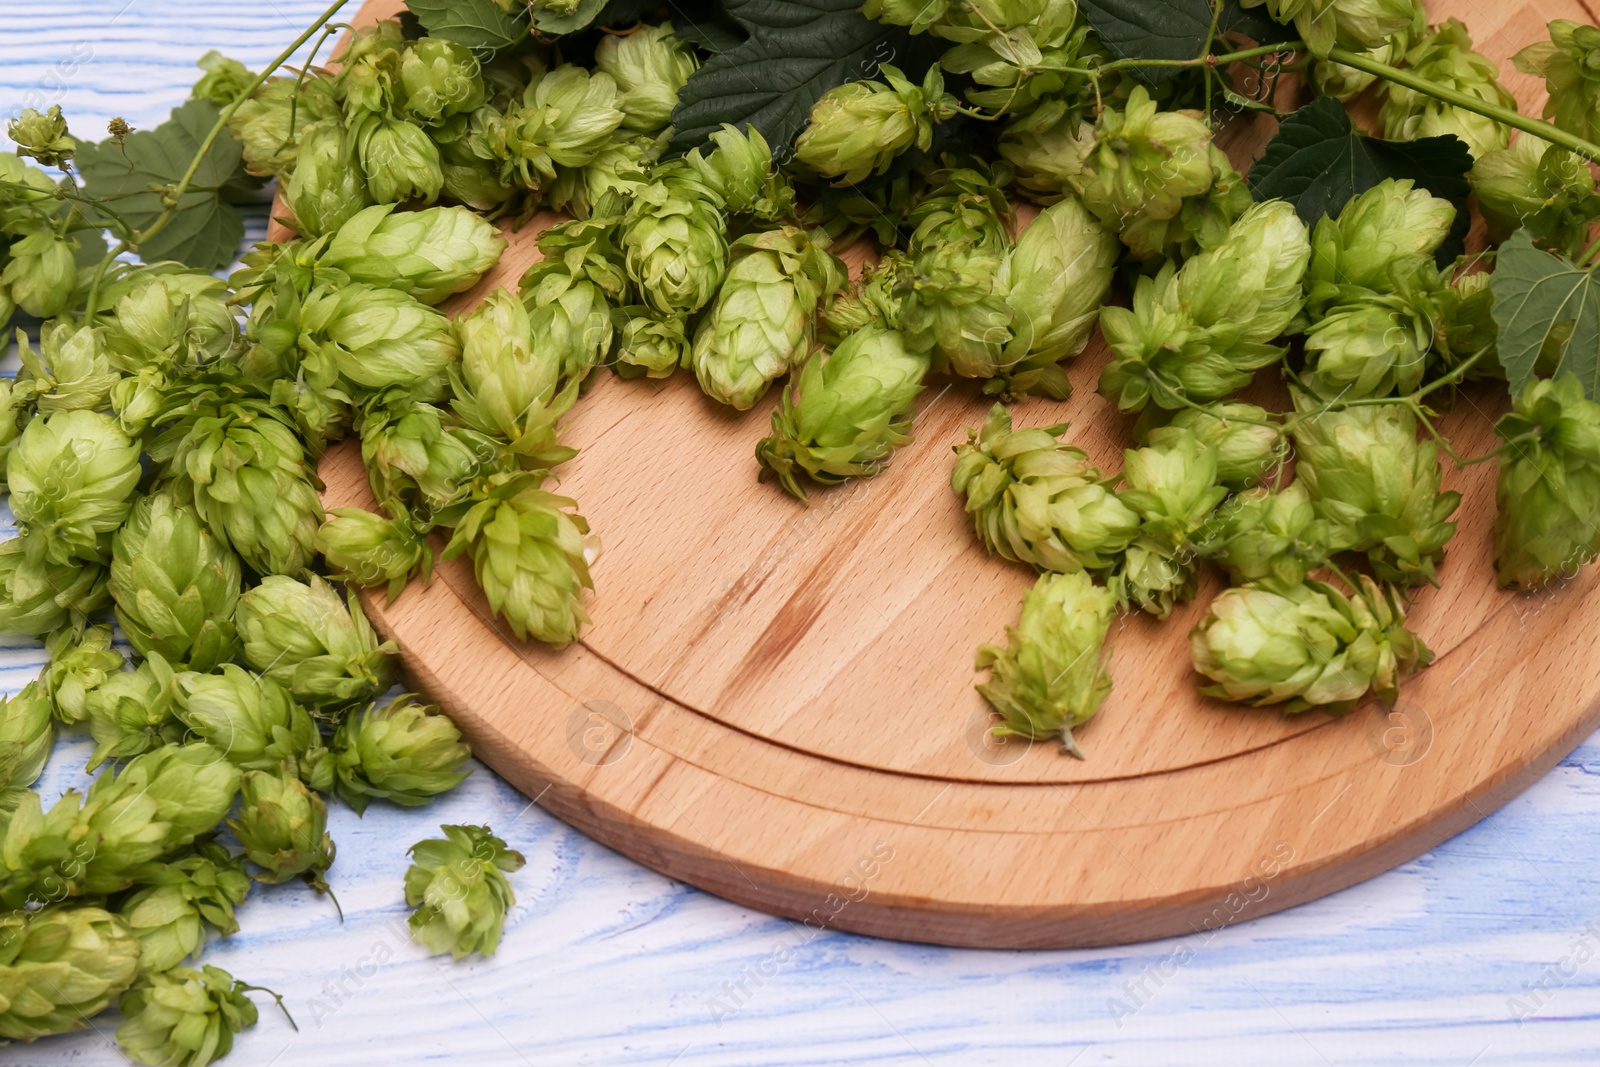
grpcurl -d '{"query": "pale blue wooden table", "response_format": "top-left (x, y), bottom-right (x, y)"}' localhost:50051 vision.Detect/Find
top-left (4, 3), bottom-right (1600, 1063)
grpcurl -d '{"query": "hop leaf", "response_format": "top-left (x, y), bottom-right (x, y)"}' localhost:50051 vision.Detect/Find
top-left (405, 824), bottom-right (525, 959)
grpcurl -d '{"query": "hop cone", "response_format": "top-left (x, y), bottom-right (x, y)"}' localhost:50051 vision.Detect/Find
top-left (320, 203), bottom-right (506, 305)
top-left (1111, 428), bottom-right (1227, 617)
top-left (8, 105), bottom-right (76, 168)
top-left (1301, 287), bottom-right (1435, 399)
top-left (757, 325), bottom-right (928, 501)
top-left (404, 824), bottom-right (525, 959)
top-left (1514, 20), bottom-right (1600, 145)
top-left (1245, 0), bottom-right (1416, 56)
top-left (15, 322), bottom-right (121, 414)
top-left (317, 508), bottom-right (433, 602)
top-left (1191, 575), bottom-right (1432, 714)
top-left (443, 471), bottom-right (593, 648)
top-left (115, 964), bottom-right (259, 1067)
top-left (359, 388), bottom-right (507, 518)
top-left (976, 570), bottom-right (1115, 758)
top-left (611, 308), bottom-right (687, 379)
top-left (1492, 374), bottom-right (1600, 589)
top-left (84, 653), bottom-right (185, 770)
top-left (282, 119), bottom-right (372, 238)
top-left (1303, 178), bottom-right (1454, 315)
top-left (451, 287), bottom-right (577, 468)
top-left (102, 271), bottom-right (241, 374)
top-left (1290, 396), bottom-right (1460, 585)
top-left (118, 840), bottom-right (251, 976)
top-left (520, 207), bottom-right (628, 388)
top-left (796, 65), bottom-right (955, 186)
top-left (398, 37), bottom-right (485, 125)
top-left (41, 623), bottom-right (124, 726)
top-left (498, 65), bottom-right (625, 188)
top-left (1472, 135), bottom-right (1600, 256)
top-left (1196, 481), bottom-right (1329, 589)
top-left (297, 282), bottom-right (459, 397)
top-left (0, 536), bottom-right (109, 638)
top-left (0, 908), bottom-right (141, 1040)
top-left (227, 74), bottom-right (339, 176)
top-left (593, 21), bottom-right (697, 133)
top-left (1, 227), bottom-right (78, 320)
top-left (176, 665), bottom-right (327, 785)
top-left (621, 160), bottom-right (728, 318)
top-left (686, 124), bottom-right (795, 222)
top-left (691, 225), bottom-right (846, 409)
top-left (0, 682), bottom-right (53, 792)
top-left (234, 574), bottom-right (397, 712)
top-left (226, 770), bottom-right (335, 891)
top-left (1148, 402), bottom-right (1283, 490)
top-left (8, 409), bottom-right (141, 566)
top-left (1380, 18), bottom-right (1514, 159)
top-left (350, 111), bottom-right (443, 204)
top-left (951, 404), bottom-right (1139, 573)
top-left (332, 695), bottom-right (471, 814)
top-left (110, 494), bottom-right (242, 673)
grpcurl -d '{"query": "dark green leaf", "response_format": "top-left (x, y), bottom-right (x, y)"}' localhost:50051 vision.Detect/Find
top-left (676, 15), bottom-right (747, 52)
top-left (1247, 97), bottom-right (1473, 260)
top-left (667, 0), bottom-right (940, 154)
top-left (1077, 0), bottom-right (1296, 83)
top-left (596, 0), bottom-right (668, 25)
top-left (75, 98), bottom-right (263, 272)
top-left (1491, 230), bottom-right (1600, 399)
top-left (405, 0), bottom-right (529, 52)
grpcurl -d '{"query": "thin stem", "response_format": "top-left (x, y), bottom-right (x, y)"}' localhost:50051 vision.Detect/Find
top-left (84, 241), bottom-right (129, 321)
top-left (1098, 41), bottom-right (1306, 73)
top-left (1326, 46), bottom-right (1600, 165)
top-left (1581, 231), bottom-right (1600, 268)
top-left (131, 0), bottom-right (351, 251)
top-left (1414, 344), bottom-right (1494, 401)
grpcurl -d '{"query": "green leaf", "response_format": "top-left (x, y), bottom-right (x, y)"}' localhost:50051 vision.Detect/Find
top-left (1490, 230), bottom-right (1600, 399)
top-left (667, 0), bottom-right (939, 154)
top-left (1247, 97), bottom-right (1472, 260)
top-left (1077, 0), bottom-right (1296, 82)
top-left (405, 0), bottom-right (529, 51)
top-left (75, 98), bottom-right (263, 272)
top-left (531, 0), bottom-right (608, 35)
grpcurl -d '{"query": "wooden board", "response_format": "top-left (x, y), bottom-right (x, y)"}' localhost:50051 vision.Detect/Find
top-left (301, 0), bottom-right (1600, 947)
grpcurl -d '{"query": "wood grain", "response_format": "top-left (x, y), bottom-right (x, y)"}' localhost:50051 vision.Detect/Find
top-left (306, 0), bottom-right (1600, 947)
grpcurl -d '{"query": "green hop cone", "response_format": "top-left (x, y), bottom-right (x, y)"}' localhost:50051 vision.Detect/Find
top-left (1111, 428), bottom-right (1228, 617)
top-left (498, 65), bottom-right (625, 189)
top-left (451, 288), bottom-right (578, 468)
top-left (690, 226), bottom-right (846, 409)
top-left (282, 119), bottom-right (373, 238)
top-left (976, 570), bottom-right (1115, 759)
top-left (14, 322), bottom-right (121, 414)
top-left (41, 623), bottom-right (124, 726)
top-left (436, 107), bottom-right (519, 212)
top-left (350, 111), bottom-right (444, 205)
top-left (234, 574), bottom-right (398, 713)
top-left (795, 65), bottom-right (957, 186)
top-left (228, 74), bottom-right (340, 177)
top-left (7, 410), bottom-right (139, 566)
top-left (951, 404), bottom-right (1139, 573)
top-left (1196, 481), bottom-right (1330, 589)
top-left (0, 743), bottom-right (240, 907)
top-left (999, 108), bottom-right (1091, 202)
top-left (686, 124), bottom-right (795, 222)
top-left (175, 666), bottom-right (327, 785)
top-left (1190, 575), bottom-right (1432, 713)
top-left (0, 378), bottom-right (30, 479)
top-left (110, 494), bottom-right (243, 673)
top-left (519, 206), bottom-right (628, 388)
top-left (8, 105), bottom-right (76, 168)
top-left (115, 964), bottom-right (260, 1067)
top-left (226, 770), bottom-right (335, 891)
top-left (1471, 135), bottom-right (1600, 256)
top-left (319, 203), bottom-right (506, 305)
top-left (0, 682), bottom-right (53, 792)
top-left (102, 270), bottom-right (242, 373)
top-left (1246, 0), bottom-right (1416, 56)
top-left (1431, 268), bottom-right (1499, 377)
top-left (0, 537), bottom-right (109, 638)
top-left (398, 37), bottom-right (485, 126)
top-left (1, 226), bottom-right (78, 319)
top-left (997, 196), bottom-right (1119, 398)
top-left (404, 824), bottom-right (525, 959)
top-left (1290, 396), bottom-right (1460, 585)
top-left (593, 22), bottom-right (698, 133)
top-left (1379, 18), bottom-right (1514, 159)
top-left (297, 282), bottom-right (460, 398)
top-left (331, 695), bottom-right (471, 814)
top-left (546, 128), bottom-right (661, 221)
top-left (1312, 4), bottom-right (1422, 99)
top-left (611, 308), bottom-right (687, 379)
top-left (84, 653), bottom-right (185, 770)
top-left (118, 841), bottom-right (251, 976)
top-left (1301, 289), bottom-right (1435, 399)
top-left (360, 389), bottom-right (506, 518)
top-left (756, 325), bottom-right (929, 501)
top-left (443, 471), bottom-right (594, 648)
top-left (1148, 402), bottom-right (1284, 490)
top-left (1304, 178), bottom-right (1454, 315)
top-left (0, 908), bottom-right (141, 1041)
top-left (149, 385), bottom-right (324, 577)
top-left (622, 160), bottom-right (729, 318)
top-left (317, 507), bottom-right (433, 602)
top-left (1514, 20), bottom-right (1600, 145)
top-left (1491, 374), bottom-right (1600, 589)
top-left (190, 50), bottom-right (255, 106)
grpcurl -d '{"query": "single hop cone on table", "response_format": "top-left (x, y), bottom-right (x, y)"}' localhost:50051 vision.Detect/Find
top-left (398, 37), bottom-right (486, 126)
top-left (295, 281), bottom-right (460, 400)
top-left (1492, 374), bottom-right (1600, 590)
top-left (1300, 285), bottom-right (1437, 400)
top-left (1379, 17), bottom-right (1515, 159)
top-left (7, 409), bottom-right (142, 567)
top-left (405, 824), bottom-right (525, 960)
top-left (1196, 481), bottom-right (1330, 590)
top-left (1514, 20), bottom-right (1600, 146)
top-left (115, 963), bottom-right (261, 1067)
top-left (175, 665), bottom-right (328, 786)
top-left (976, 570), bottom-right (1116, 759)
top-left (451, 288), bottom-right (578, 470)
top-left (795, 65), bottom-right (958, 186)
top-left (226, 770), bottom-right (335, 893)
top-left (593, 21), bottom-right (697, 134)
top-left (1190, 575), bottom-right (1433, 715)
top-left (318, 203), bottom-right (506, 305)
top-left (40, 623), bottom-right (124, 726)
top-left (317, 507), bottom-right (434, 602)
top-left (756, 325), bottom-right (929, 502)
top-left (0, 681), bottom-right (53, 792)
top-left (234, 574), bottom-right (397, 716)
top-left (951, 404), bottom-right (1140, 574)
top-left (117, 840), bottom-right (251, 976)
top-left (610, 307), bottom-right (687, 380)
top-left (100, 271), bottom-right (242, 373)
top-left (0, 907), bottom-right (141, 1041)
top-left (331, 695), bottom-right (471, 814)
top-left (349, 111), bottom-right (444, 206)
top-left (84, 653), bottom-right (185, 770)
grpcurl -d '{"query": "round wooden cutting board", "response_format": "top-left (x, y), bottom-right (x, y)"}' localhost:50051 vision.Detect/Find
top-left (304, 0), bottom-right (1600, 947)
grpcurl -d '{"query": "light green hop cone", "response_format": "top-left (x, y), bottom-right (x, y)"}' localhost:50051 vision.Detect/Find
top-left (1471, 135), bottom-right (1600, 256)
top-left (594, 22), bottom-right (697, 133)
top-left (951, 404), bottom-right (1139, 574)
top-left (8, 105), bottom-right (76, 168)
top-left (0, 907), bottom-right (141, 1041)
top-left (0, 682), bottom-right (53, 792)
top-left (319, 203), bottom-right (506, 305)
top-left (451, 288), bottom-right (578, 469)
top-left (296, 281), bottom-right (460, 399)
top-left (1243, 0), bottom-right (1416, 56)
top-left (796, 65), bottom-right (958, 186)
top-left (497, 65), bottom-right (625, 190)
top-left (0, 225), bottom-right (78, 320)
top-left (350, 110), bottom-right (443, 205)
top-left (115, 964), bottom-right (261, 1067)
top-left (1146, 402), bottom-right (1284, 491)
top-left (8, 409), bottom-right (141, 567)
top-left (118, 840), bottom-right (251, 976)
top-left (228, 72), bottom-right (339, 177)
top-left (1190, 575), bottom-right (1433, 714)
top-left (227, 770), bottom-right (335, 893)
top-left (1492, 374), bottom-right (1600, 590)
top-left (317, 507), bottom-right (434, 602)
top-left (691, 226), bottom-right (846, 410)
top-left (1300, 288), bottom-right (1436, 400)
top-left (360, 388), bottom-right (508, 518)
top-left (332, 695), bottom-right (471, 814)
top-left (398, 37), bottom-right (485, 125)
top-left (976, 570), bottom-right (1115, 759)
top-left (405, 824), bottom-right (525, 959)
top-left (101, 271), bottom-right (242, 374)
top-left (283, 119), bottom-right (372, 239)
top-left (1110, 428), bottom-right (1228, 618)
top-left (234, 574), bottom-right (398, 714)
top-left (686, 124), bottom-right (795, 222)
top-left (519, 205), bottom-right (629, 388)
top-left (41, 623), bottom-right (124, 726)
top-left (1379, 17), bottom-right (1514, 159)
top-left (1514, 19), bottom-right (1600, 145)
top-left (1196, 481), bottom-right (1330, 590)
top-left (176, 665), bottom-right (328, 786)
top-left (84, 653), bottom-right (185, 770)
top-left (610, 307), bottom-right (687, 379)
top-left (0, 537), bottom-right (109, 638)
top-left (756, 325), bottom-right (929, 502)
top-left (443, 471), bottom-right (594, 649)
top-left (621, 160), bottom-right (728, 319)
top-left (15, 322), bottom-right (121, 414)
top-left (1303, 178), bottom-right (1454, 317)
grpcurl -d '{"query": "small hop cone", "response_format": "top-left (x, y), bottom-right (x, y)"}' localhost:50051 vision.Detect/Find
top-left (283, 119), bottom-right (373, 239)
top-left (1148, 402), bottom-right (1284, 491)
top-left (611, 308), bottom-right (687, 379)
top-left (84, 652), bottom-right (185, 770)
top-left (594, 22), bottom-right (698, 133)
top-left (795, 65), bottom-right (956, 186)
top-left (0, 908), bottom-right (141, 1041)
top-left (8, 105), bottom-right (76, 168)
top-left (519, 206), bottom-right (629, 388)
top-left (227, 770), bottom-right (336, 892)
top-left (360, 388), bottom-right (509, 517)
top-left (1514, 20), bottom-right (1600, 145)
top-left (1197, 481), bottom-right (1330, 590)
top-left (951, 403), bottom-right (1140, 574)
top-left (1300, 289), bottom-right (1434, 400)
top-left (332, 695), bottom-right (472, 814)
top-left (398, 37), bottom-right (486, 125)
top-left (234, 574), bottom-right (397, 713)
top-left (976, 571), bottom-right (1116, 758)
top-left (102, 271), bottom-right (242, 373)
top-left (350, 111), bottom-right (443, 204)
top-left (1471, 135), bottom-right (1600, 256)
top-left (686, 124), bottom-right (795, 222)
top-left (443, 472), bottom-right (594, 648)
top-left (0, 536), bottom-right (110, 638)
top-left (1304, 178), bottom-right (1455, 316)
top-left (0, 681), bottom-right (54, 791)
top-left (1492, 374), bottom-right (1600, 589)
top-left (15, 322), bottom-right (122, 414)
top-left (41, 623), bottom-right (125, 726)
top-left (451, 289), bottom-right (577, 468)
top-left (115, 964), bottom-right (260, 1067)
top-left (8, 409), bottom-right (142, 567)
top-left (297, 281), bottom-right (459, 397)
top-left (498, 65), bottom-right (626, 188)
top-left (622, 160), bottom-right (729, 318)
top-left (1379, 18), bottom-right (1514, 159)
top-left (317, 507), bottom-right (434, 602)
top-left (320, 203), bottom-right (506, 305)
top-left (756, 325), bottom-right (928, 501)
top-left (175, 665), bottom-right (327, 783)
top-left (227, 70), bottom-right (340, 177)
top-left (118, 840), bottom-right (251, 975)
top-left (191, 50), bottom-right (256, 106)
top-left (1, 226), bottom-right (79, 320)
top-left (1258, 0), bottom-right (1416, 56)
top-left (405, 824), bottom-right (525, 959)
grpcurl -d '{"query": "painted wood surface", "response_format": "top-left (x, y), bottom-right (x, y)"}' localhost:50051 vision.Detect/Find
top-left (5, 0), bottom-right (1600, 1062)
